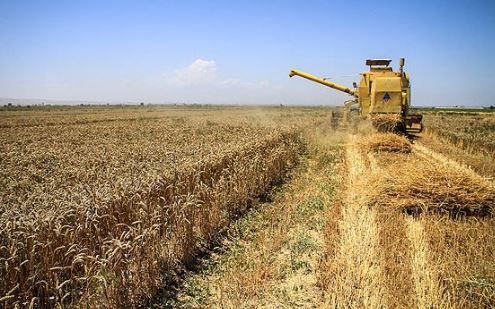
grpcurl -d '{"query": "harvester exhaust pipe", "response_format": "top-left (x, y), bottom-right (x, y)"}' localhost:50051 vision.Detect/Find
top-left (399, 58), bottom-right (405, 75)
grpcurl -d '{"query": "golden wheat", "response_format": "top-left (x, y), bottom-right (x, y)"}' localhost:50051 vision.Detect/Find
top-left (0, 107), bottom-right (326, 308)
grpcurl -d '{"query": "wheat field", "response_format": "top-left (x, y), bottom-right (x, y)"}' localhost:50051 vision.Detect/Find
top-left (1, 106), bottom-right (494, 308)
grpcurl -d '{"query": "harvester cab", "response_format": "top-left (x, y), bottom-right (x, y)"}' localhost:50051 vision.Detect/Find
top-left (289, 58), bottom-right (423, 133)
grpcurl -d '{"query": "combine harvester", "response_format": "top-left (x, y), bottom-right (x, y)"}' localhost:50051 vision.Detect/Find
top-left (289, 58), bottom-right (423, 133)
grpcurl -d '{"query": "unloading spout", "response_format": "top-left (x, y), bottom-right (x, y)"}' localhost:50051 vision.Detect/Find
top-left (288, 69), bottom-right (357, 97)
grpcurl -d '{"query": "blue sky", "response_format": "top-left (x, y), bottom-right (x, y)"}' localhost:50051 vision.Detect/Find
top-left (0, 0), bottom-right (494, 106)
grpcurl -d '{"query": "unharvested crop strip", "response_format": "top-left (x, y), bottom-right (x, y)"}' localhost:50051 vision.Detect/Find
top-left (0, 129), bottom-right (303, 308)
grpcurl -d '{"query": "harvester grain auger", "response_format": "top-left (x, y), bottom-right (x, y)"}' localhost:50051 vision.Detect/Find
top-left (289, 58), bottom-right (423, 133)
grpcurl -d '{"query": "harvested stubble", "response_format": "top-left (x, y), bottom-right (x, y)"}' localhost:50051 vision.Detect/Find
top-left (370, 113), bottom-right (403, 132)
top-left (423, 113), bottom-right (495, 155)
top-left (359, 132), bottom-right (412, 153)
top-left (374, 156), bottom-right (495, 217)
top-left (424, 214), bottom-right (495, 307)
top-left (0, 112), bottom-right (309, 308)
top-left (421, 113), bottom-right (495, 179)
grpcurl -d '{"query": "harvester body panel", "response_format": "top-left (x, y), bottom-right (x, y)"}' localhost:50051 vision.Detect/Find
top-left (370, 77), bottom-right (403, 114)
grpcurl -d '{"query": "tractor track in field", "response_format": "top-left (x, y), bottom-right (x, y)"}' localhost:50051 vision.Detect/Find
top-left (327, 136), bottom-right (388, 307)
top-left (404, 214), bottom-right (441, 307)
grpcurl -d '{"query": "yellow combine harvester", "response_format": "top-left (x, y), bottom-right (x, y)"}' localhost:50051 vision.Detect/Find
top-left (289, 58), bottom-right (423, 133)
